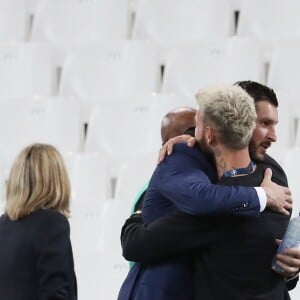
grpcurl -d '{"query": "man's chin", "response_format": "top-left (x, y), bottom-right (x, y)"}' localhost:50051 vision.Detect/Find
top-left (256, 149), bottom-right (267, 161)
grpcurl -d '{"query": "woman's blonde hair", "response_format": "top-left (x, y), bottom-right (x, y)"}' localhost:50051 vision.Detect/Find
top-left (5, 143), bottom-right (71, 220)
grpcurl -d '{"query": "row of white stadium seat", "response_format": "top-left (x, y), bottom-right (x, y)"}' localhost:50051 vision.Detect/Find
top-left (1, 0), bottom-right (300, 61)
top-left (1, 38), bottom-right (300, 106)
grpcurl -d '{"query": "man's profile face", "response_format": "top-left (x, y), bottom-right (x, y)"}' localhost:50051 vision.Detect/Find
top-left (249, 101), bottom-right (278, 161)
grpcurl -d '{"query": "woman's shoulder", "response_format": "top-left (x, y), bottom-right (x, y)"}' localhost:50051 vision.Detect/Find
top-left (29, 209), bottom-right (69, 230)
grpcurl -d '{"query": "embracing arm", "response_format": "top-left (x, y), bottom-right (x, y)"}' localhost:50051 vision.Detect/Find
top-left (154, 144), bottom-right (291, 217)
top-left (121, 211), bottom-right (221, 262)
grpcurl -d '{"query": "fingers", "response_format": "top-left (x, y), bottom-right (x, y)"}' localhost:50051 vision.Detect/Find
top-left (187, 137), bottom-right (196, 147)
top-left (261, 168), bottom-right (272, 184)
top-left (284, 247), bottom-right (300, 259)
top-left (157, 138), bottom-right (176, 164)
top-left (157, 135), bottom-right (195, 164)
top-left (284, 199), bottom-right (293, 210)
top-left (274, 252), bottom-right (300, 275)
top-left (280, 207), bottom-right (291, 216)
top-left (275, 239), bottom-right (282, 246)
top-left (167, 138), bottom-right (175, 155)
top-left (158, 145), bottom-right (168, 164)
top-left (282, 186), bottom-right (292, 196)
top-left (272, 261), bottom-right (299, 276)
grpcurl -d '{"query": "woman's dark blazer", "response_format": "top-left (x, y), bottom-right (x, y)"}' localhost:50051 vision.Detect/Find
top-left (0, 209), bottom-right (77, 300)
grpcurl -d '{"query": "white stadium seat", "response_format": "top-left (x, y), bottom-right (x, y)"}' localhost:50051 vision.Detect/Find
top-left (161, 37), bottom-right (264, 99)
top-left (59, 40), bottom-right (161, 121)
top-left (114, 154), bottom-right (156, 201)
top-left (0, 42), bottom-right (56, 97)
top-left (267, 40), bottom-right (300, 95)
top-left (69, 152), bottom-right (111, 217)
top-left (84, 102), bottom-right (162, 160)
top-left (0, 96), bottom-right (81, 169)
top-left (132, 0), bottom-right (234, 61)
top-left (31, 0), bottom-right (131, 65)
top-left (0, 0), bottom-right (29, 42)
top-left (237, 0), bottom-right (300, 59)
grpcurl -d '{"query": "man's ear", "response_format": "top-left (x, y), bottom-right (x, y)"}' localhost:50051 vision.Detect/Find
top-left (205, 126), bottom-right (215, 145)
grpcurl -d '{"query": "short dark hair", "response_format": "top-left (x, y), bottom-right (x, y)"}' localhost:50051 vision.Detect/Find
top-left (234, 80), bottom-right (278, 107)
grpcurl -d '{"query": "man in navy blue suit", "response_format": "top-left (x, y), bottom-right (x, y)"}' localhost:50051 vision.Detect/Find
top-left (117, 84), bottom-right (292, 300)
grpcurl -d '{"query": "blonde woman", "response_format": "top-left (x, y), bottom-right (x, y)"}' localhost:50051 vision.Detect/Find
top-left (0, 143), bottom-right (77, 299)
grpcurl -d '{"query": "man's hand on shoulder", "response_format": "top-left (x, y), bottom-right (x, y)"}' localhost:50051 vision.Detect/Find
top-left (158, 135), bottom-right (196, 164)
top-left (261, 168), bottom-right (292, 215)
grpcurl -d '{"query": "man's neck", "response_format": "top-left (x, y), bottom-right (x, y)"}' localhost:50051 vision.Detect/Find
top-left (213, 146), bottom-right (252, 179)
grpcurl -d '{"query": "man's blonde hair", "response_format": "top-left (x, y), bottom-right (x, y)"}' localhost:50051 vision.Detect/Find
top-left (5, 143), bottom-right (71, 220)
top-left (195, 85), bottom-right (257, 149)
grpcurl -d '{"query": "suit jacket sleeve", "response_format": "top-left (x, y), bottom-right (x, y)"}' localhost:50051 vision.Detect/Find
top-left (153, 144), bottom-right (260, 217)
top-left (35, 213), bottom-right (77, 300)
top-left (121, 212), bottom-right (223, 262)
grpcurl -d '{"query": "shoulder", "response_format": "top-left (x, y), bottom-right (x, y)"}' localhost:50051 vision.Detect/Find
top-left (260, 154), bottom-right (288, 186)
top-left (263, 154), bottom-right (282, 169)
top-left (172, 143), bottom-right (208, 162)
top-left (29, 209), bottom-right (70, 233)
top-left (31, 209), bottom-right (68, 222)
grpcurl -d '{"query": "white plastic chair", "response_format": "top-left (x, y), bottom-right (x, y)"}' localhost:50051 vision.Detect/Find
top-left (26, 0), bottom-right (41, 15)
top-left (282, 148), bottom-right (300, 218)
top-left (150, 93), bottom-right (197, 120)
top-left (114, 154), bottom-right (156, 201)
top-left (84, 103), bottom-right (162, 162)
top-left (0, 96), bottom-right (81, 167)
top-left (275, 91), bottom-right (298, 148)
top-left (69, 152), bottom-right (111, 217)
top-left (132, 0), bottom-right (234, 62)
top-left (0, 0), bottom-right (29, 42)
top-left (73, 247), bottom-right (129, 300)
top-left (237, 0), bottom-right (300, 59)
top-left (31, 0), bottom-right (131, 66)
top-left (267, 40), bottom-right (300, 95)
top-left (59, 40), bottom-right (161, 121)
top-left (231, 0), bottom-right (243, 11)
top-left (0, 42), bottom-right (56, 97)
top-left (70, 188), bottom-right (131, 299)
top-left (161, 37), bottom-right (265, 99)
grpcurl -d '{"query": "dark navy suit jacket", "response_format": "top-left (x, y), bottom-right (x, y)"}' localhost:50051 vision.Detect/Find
top-left (118, 144), bottom-right (261, 300)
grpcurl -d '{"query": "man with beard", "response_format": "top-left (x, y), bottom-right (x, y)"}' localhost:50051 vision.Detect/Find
top-left (117, 84), bottom-right (293, 300)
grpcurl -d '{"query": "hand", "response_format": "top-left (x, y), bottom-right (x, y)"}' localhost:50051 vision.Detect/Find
top-left (273, 239), bottom-right (300, 278)
top-left (260, 168), bottom-right (292, 215)
top-left (157, 135), bottom-right (196, 164)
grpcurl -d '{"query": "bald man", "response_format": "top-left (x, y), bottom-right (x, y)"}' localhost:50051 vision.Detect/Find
top-left (132, 107), bottom-right (196, 213)
top-left (161, 107), bottom-right (196, 144)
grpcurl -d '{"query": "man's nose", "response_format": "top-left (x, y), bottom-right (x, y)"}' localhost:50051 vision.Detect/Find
top-left (267, 127), bottom-right (277, 142)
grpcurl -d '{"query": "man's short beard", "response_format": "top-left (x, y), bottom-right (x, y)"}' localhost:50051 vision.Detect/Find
top-left (249, 140), bottom-right (263, 162)
top-left (197, 138), bottom-right (214, 162)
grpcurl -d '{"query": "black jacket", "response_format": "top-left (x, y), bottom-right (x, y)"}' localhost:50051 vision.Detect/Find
top-left (0, 209), bottom-right (77, 300)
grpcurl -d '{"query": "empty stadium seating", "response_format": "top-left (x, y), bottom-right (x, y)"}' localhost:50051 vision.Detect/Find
top-left (0, 1), bottom-right (300, 298)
